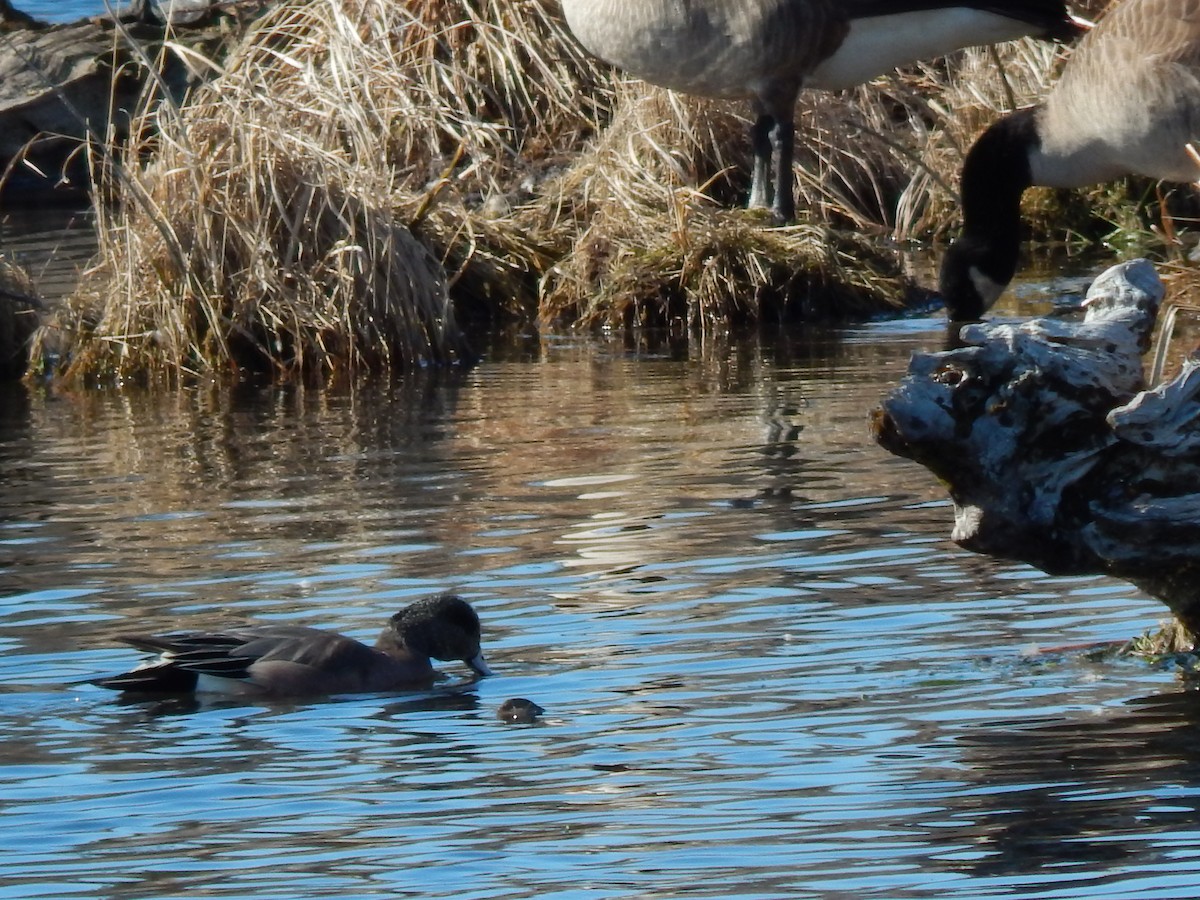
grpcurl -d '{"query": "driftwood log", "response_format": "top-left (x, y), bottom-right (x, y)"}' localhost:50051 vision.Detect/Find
top-left (873, 259), bottom-right (1200, 637)
top-left (0, 1), bottom-right (265, 199)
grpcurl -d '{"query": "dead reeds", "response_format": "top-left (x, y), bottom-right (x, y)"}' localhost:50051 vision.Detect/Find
top-left (33, 0), bottom-right (1115, 383)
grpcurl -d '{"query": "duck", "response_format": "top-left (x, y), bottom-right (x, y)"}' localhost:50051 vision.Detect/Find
top-left (941, 0), bottom-right (1200, 321)
top-left (93, 593), bottom-right (492, 697)
top-left (559, 0), bottom-right (1086, 222)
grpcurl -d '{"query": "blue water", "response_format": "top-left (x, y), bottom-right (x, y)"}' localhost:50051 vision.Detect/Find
top-left (14, 0), bottom-right (267, 24)
top-left (0, 322), bottom-right (1191, 899)
top-left (17, 0), bottom-right (138, 22)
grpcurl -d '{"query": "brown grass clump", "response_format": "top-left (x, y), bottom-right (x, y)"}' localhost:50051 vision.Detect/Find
top-left (56, 117), bottom-right (462, 381)
top-left (1125, 618), bottom-right (1197, 658)
top-left (530, 85), bottom-right (916, 327)
top-left (39, 0), bottom-right (609, 384)
top-left (34, 0), bottom-right (1125, 383)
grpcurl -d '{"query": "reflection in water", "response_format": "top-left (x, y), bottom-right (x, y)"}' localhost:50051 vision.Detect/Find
top-left (0, 327), bottom-right (1189, 899)
top-left (947, 688), bottom-right (1200, 884)
top-left (0, 207), bottom-right (95, 301)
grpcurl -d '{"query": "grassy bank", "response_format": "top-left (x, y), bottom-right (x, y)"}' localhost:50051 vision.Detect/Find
top-left (23, 0), bottom-right (1140, 384)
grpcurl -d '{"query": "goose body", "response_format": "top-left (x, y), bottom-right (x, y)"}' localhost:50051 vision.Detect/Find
top-left (560, 0), bottom-right (1084, 221)
top-left (941, 0), bottom-right (1200, 320)
top-left (93, 594), bottom-right (492, 697)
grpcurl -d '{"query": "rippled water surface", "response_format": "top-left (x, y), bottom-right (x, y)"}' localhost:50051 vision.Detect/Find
top-left (17, 0), bottom-right (133, 22)
top-left (13, 0), bottom-right (243, 22)
top-left (0, 323), bottom-right (1194, 899)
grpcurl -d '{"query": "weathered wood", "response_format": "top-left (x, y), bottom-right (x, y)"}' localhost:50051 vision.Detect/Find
top-left (873, 259), bottom-right (1200, 637)
top-left (0, 2), bottom-right (265, 199)
top-left (0, 23), bottom-right (140, 194)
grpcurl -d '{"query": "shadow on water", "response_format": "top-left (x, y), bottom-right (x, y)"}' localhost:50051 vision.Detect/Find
top-left (97, 680), bottom-right (487, 720)
top-left (0, 206), bottom-right (95, 301)
top-left (947, 688), bottom-right (1200, 878)
top-left (0, 379), bottom-right (31, 444)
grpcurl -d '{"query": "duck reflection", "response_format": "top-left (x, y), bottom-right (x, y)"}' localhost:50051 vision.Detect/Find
top-left (100, 682), bottom-right (486, 722)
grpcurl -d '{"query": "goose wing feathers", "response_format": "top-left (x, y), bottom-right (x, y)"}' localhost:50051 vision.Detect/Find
top-left (1043, 0), bottom-right (1200, 182)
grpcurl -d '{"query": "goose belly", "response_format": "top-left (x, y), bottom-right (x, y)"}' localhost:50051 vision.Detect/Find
top-left (806, 9), bottom-right (1045, 91)
top-left (561, 0), bottom-right (795, 100)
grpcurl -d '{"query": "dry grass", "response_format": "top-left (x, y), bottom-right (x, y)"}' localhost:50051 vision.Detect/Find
top-left (36, 0), bottom-right (607, 384)
top-left (526, 83), bottom-right (918, 327)
top-left (1125, 618), bottom-right (1197, 658)
top-left (32, 0), bottom-right (1125, 383)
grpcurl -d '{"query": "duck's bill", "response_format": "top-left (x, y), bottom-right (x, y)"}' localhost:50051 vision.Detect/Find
top-left (467, 653), bottom-right (494, 677)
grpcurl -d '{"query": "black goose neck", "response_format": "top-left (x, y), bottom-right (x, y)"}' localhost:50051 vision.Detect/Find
top-left (959, 106), bottom-right (1038, 237)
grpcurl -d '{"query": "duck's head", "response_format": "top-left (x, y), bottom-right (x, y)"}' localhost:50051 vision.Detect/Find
top-left (385, 593), bottom-right (492, 676)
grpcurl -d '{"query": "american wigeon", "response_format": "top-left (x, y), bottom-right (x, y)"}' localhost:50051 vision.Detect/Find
top-left (560, 0), bottom-right (1085, 221)
top-left (93, 593), bottom-right (492, 697)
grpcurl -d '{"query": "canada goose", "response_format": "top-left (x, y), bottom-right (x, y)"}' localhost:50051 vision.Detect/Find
top-left (560, 0), bottom-right (1085, 222)
top-left (941, 0), bottom-right (1200, 320)
top-left (93, 594), bottom-right (492, 696)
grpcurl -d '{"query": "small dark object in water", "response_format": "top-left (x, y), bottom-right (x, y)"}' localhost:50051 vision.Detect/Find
top-left (497, 698), bottom-right (544, 724)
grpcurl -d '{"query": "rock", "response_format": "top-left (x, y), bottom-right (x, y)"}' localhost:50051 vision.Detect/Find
top-left (872, 260), bottom-right (1200, 637)
top-left (497, 698), bottom-right (545, 724)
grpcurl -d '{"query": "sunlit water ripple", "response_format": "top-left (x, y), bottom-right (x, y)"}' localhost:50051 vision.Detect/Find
top-left (16, 1), bottom-right (124, 22)
top-left (0, 326), bottom-right (1192, 899)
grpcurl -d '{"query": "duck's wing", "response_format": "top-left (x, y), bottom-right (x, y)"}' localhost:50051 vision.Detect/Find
top-left (241, 630), bottom-right (420, 694)
top-left (90, 661), bottom-right (204, 693)
top-left (91, 630), bottom-right (260, 692)
top-left (95, 625), bottom-right (396, 695)
top-left (124, 631), bottom-right (259, 672)
top-left (93, 626), bottom-right (313, 692)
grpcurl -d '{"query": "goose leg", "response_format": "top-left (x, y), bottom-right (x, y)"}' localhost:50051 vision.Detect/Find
top-left (754, 83), bottom-right (800, 223)
top-left (748, 113), bottom-right (775, 210)
top-left (771, 115), bottom-right (796, 223)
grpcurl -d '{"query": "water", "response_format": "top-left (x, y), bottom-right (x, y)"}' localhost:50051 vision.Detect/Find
top-left (0, 317), bottom-right (1192, 899)
top-left (16, 0), bottom-right (113, 22)
top-left (14, 0), bottom-right (214, 23)
top-left (0, 207), bottom-right (95, 300)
